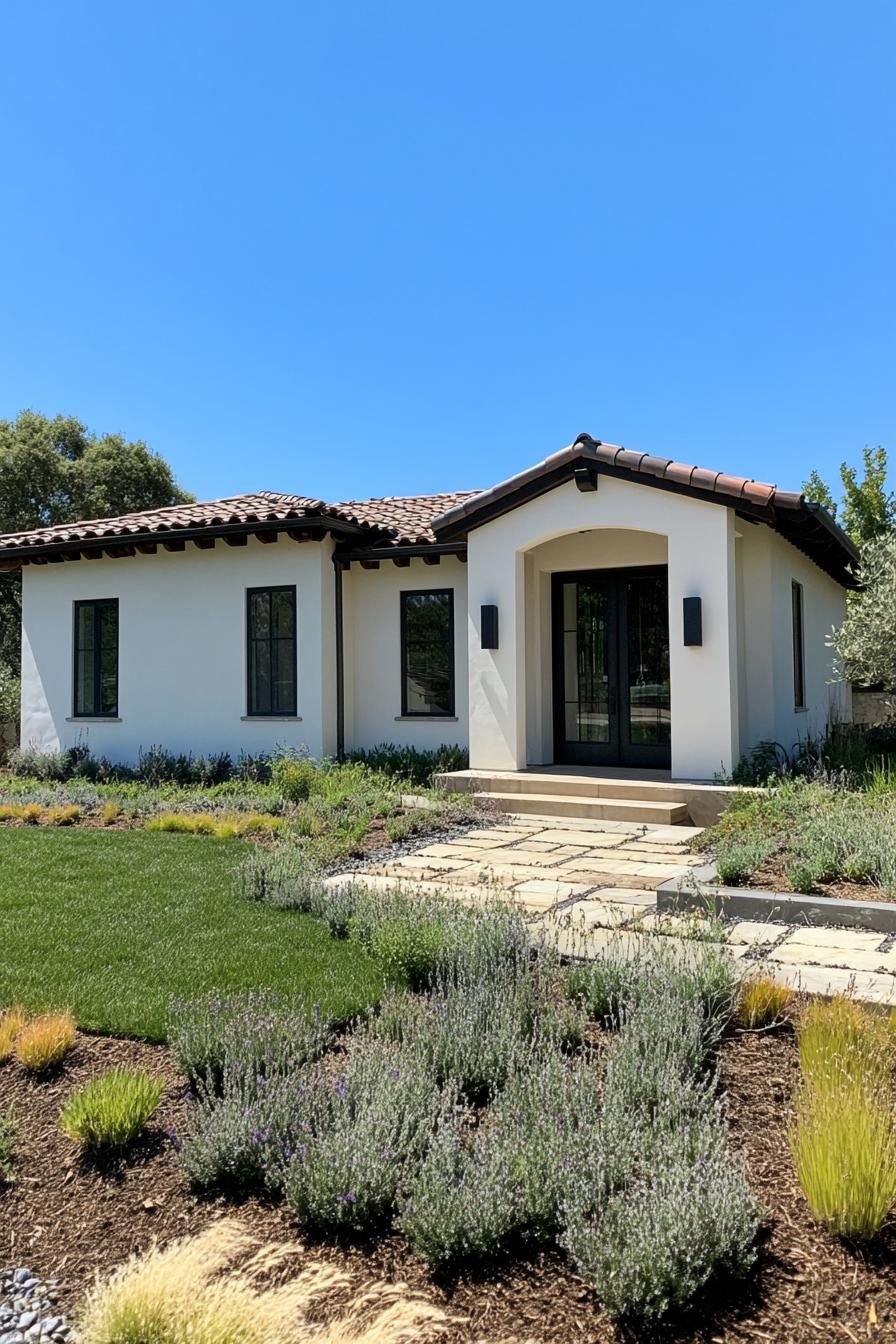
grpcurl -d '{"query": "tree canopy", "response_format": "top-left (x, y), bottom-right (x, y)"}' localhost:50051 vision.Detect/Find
top-left (803, 446), bottom-right (895, 545)
top-left (832, 532), bottom-right (896, 690)
top-left (0, 411), bottom-right (192, 710)
top-left (0, 410), bottom-right (192, 533)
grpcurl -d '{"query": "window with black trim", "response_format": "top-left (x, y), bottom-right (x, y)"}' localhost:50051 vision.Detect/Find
top-left (792, 581), bottom-right (805, 709)
top-left (247, 586), bottom-right (297, 716)
top-left (401, 589), bottom-right (455, 716)
top-left (73, 599), bottom-right (119, 717)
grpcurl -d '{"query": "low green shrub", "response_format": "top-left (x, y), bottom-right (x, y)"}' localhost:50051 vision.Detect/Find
top-left (271, 754), bottom-right (324, 803)
top-left (716, 837), bottom-right (776, 885)
top-left (59, 1068), bottom-right (164, 1150)
top-left (345, 742), bottom-right (469, 786)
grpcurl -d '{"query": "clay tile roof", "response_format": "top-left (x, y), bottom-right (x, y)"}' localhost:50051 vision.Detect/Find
top-left (430, 432), bottom-right (860, 586)
top-left (328, 491), bottom-right (481, 545)
top-left (0, 491), bottom-right (326, 553)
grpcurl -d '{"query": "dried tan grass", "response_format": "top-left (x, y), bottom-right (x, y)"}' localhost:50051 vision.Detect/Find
top-left (13, 1010), bottom-right (76, 1072)
top-left (77, 1219), bottom-right (455, 1344)
top-left (0, 1005), bottom-right (27, 1061)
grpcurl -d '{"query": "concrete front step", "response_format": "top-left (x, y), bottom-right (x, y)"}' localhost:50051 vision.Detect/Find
top-left (444, 769), bottom-right (682, 802)
top-left (473, 790), bottom-right (689, 825)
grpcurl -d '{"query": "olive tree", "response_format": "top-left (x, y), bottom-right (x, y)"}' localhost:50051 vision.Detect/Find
top-left (832, 533), bottom-right (896, 689)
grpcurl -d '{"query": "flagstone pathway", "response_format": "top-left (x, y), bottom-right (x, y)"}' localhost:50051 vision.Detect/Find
top-left (331, 814), bottom-right (896, 1007)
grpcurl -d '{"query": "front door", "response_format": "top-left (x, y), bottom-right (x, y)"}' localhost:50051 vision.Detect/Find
top-left (552, 567), bottom-right (671, 769)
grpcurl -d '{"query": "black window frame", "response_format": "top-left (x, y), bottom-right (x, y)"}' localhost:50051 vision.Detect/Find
top-left (792, 580), bottom-right (806, 710)
top-left (72, 598), bottom-right (119, 719)
top-left (246, 585), bottom-right (298, 718)
top-left (400, 588), bottom-right (456, 718)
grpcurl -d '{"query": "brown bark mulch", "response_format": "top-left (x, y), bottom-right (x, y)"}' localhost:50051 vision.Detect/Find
top-left (1, 1030), bottom-right (894, 1343)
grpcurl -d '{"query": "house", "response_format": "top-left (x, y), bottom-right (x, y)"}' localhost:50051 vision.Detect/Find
top-left (0, 434), bottom-right (857, 783)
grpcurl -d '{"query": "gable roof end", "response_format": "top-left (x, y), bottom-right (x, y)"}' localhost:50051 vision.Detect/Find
top-left (431, 433), bottom-right (859, 587)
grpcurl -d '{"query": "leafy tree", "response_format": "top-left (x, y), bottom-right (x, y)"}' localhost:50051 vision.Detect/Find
top-left (832, 533), bottom-right (896, 689)
top-left (0, 410), bottom-right (192, 710)
top-left (803, 446), bottom-right (895, 544)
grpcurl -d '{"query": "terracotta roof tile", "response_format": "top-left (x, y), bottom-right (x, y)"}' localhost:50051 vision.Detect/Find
top-left (328, 492), bottom-right (480, 545)
top-left (0, 491), bottom-right (324, 552)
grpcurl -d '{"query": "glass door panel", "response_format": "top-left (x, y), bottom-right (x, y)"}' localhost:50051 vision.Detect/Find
top-left (553, 575), bottom-right (617, 764)
top-left (624, 572), bottom-right (671, 750)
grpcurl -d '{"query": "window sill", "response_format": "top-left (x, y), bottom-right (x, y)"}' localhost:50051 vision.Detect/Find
top-left (795, 706), bottom-right (809, 714)
top-left (394, 715), bottom-right (459, 722)
top-left (66, 716), bottom-right (122, 723)
top-left (240, 715), bottom-right (303, 722)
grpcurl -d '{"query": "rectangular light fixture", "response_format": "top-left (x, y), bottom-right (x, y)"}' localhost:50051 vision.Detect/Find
top-left (480, 604), bottom-right (499, 649)
top-left (683, 596), bottom-right (703, 646)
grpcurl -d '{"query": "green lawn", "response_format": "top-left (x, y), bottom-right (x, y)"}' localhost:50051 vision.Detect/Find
top-left (0, 829), bottom-right (383, 1040)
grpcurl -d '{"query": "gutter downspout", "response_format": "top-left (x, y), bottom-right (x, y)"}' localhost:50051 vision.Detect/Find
top-left (333, 556), bottom-right (345, 760)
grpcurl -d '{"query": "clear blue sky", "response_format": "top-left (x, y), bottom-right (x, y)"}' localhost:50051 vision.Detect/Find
top-left (1, 1), bottom-right (892, 505)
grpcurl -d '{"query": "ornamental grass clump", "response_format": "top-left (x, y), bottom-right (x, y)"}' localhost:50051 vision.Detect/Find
top-left (0, 1004), bottom-right (27, 1061)
top-left (14, 1010), bottom-right (76, 1072)
top-left (276, 1035), bottom-right (444, 1234)
top-left (60, 1067), bottom-right (163, 1150)
top-left (75, 1218), bottom-right (451, 1344)
top-left (168, 990), bottom-right (332, 1093)
top-left (789, 995), bottom-right (896, 1238)
top-left (737, 975), bottom-right (795, 1028)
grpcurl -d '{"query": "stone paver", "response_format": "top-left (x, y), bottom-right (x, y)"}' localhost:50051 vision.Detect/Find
top-left (775, 925), bottom-right (886, 954)
top-left (332, 813), bottom-right (896, 1006)
top-left (767, 941), bottom-right (896, 976)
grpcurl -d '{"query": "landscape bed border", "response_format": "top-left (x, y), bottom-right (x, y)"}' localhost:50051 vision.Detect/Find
top-left (658, 861), bottom-right (896, 934)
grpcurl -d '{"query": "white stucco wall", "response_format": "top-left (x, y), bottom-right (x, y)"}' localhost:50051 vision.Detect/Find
top-left (735, 525), bottom-right (849, 755)
top-left (465, 476), bottom-right (741, 780)
top-left (343, 557), bottom-right (469, 752)
top-left (20, 537), bottom-right (338, 762)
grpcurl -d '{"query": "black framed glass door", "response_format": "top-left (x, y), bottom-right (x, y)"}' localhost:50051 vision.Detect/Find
top-left (551, 567), bottom-right (671, 768)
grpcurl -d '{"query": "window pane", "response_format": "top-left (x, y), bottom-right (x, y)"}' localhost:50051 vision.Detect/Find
top-left (792, 583), bottom-right (805, 708)
top-left (75, 606), bottom-right (96, 715)
top-left (247, 588), bottom-right (296, 715)
top-left (271, 589), bottom-right (295, 640)
top-left (249, 590), bottom-right (271, 641)
top-left (251, 639), bottom-right (272, 715)
top-left (99, 603), bottom-right (118, 715)
top-left (403, 592), bottom-right (453, 715)
top-left (74, 601), bottom-right (117, 716)
top-left (272, 637), bottom-right (296, 714)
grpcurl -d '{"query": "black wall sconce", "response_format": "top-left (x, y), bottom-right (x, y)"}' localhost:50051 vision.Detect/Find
top-left (480, 604), bottom-right (499, 650)
top-left (683, 596), bottom-right (703, 647)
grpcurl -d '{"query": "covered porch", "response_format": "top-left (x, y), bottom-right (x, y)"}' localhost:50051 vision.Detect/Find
top-left (461, 471), bottom-right (741, 781)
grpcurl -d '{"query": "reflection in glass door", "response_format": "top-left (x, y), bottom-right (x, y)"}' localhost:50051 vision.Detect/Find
top-left (552, 568), bottom-right (670, 768)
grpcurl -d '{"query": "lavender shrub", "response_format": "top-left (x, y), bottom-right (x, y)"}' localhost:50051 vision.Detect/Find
top-left (167, 990), bottom-right (332, 1093)
top-left (276, 1034), bottom-right (445, 1234)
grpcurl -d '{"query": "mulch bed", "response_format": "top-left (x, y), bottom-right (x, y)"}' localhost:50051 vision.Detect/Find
top-left (745, 853), bottom-right (895, 905)
top-left (2, 1031), bottom-right (895, 1341)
